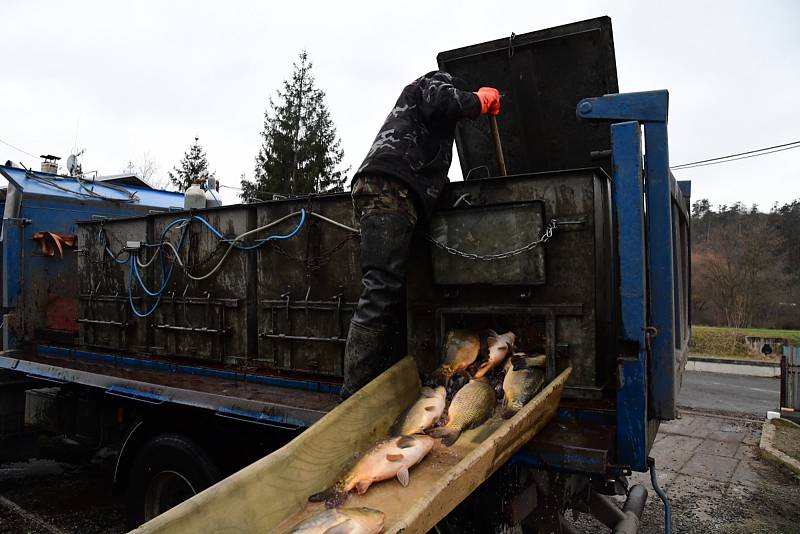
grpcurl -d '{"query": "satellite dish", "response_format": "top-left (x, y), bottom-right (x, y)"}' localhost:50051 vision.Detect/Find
top-left (66, 154), bottom-right (77, 175)
top-left (66, 149), bottom-right (85, 176)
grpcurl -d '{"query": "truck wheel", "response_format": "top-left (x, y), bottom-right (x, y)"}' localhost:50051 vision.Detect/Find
top-left (125, 433), bottom-right (221, 528)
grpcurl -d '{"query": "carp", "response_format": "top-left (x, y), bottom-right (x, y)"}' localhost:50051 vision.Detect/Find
top-left (511, 352), bottom-right (545, 369)
top-left (431, 329), bottom-right (480, 385)
top-left (308, 434), bottom-right (435, 507)
top-left (428, 378), bottom-right (495, 446)
top-left (502, 355), bottom-right (546, 419)
top-left (474, 330), bottom-right (516, 378)
top-left (287, 507), bottom-right (385, 534)
top-left (392, 386), bottom-right (446, 435)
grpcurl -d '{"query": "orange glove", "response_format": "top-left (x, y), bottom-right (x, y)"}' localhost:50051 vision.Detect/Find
top-left (474, 87), bottom-right (501, 116)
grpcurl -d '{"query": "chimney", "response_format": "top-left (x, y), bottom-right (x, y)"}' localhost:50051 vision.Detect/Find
top-left (40, 154), bottom-right (60, 174)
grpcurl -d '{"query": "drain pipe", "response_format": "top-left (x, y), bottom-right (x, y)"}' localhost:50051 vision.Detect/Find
top-left (649, 457), bottom-right (672, 534)
top-left (1, 163), bottom-right (23, 241)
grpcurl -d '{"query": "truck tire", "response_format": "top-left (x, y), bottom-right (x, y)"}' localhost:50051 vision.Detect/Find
top-left (125, 433), bottom-right (221, 528)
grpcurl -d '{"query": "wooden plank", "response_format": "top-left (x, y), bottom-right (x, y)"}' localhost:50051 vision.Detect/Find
top-left (130, 357), bottom-right (420, 534)
top-left (131, 359), bottom-right (570, 534)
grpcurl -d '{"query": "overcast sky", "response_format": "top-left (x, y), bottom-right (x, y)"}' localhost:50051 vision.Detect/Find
top-left (1, 1), bottom-right (798, 209)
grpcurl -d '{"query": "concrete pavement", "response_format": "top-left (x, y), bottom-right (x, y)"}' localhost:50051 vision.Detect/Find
top-left (630, 412), bottom-right (800, 533)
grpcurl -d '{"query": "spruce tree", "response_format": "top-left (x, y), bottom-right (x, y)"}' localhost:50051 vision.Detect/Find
top-left (169, 136), bottom-right (215, 191)
top-left (241, 51), bottom-right (347, 201)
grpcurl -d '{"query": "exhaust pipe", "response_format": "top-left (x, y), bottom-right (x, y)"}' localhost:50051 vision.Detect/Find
top-left (613, 484), bottom-right (648, 534)
top-left (587, 484), bottom-right (648, 534)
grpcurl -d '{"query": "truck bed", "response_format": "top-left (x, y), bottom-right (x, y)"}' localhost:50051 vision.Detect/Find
top-left (0, 346), bottom-right (339, 428)
top-left (130, 357), bottom-right (571, 534)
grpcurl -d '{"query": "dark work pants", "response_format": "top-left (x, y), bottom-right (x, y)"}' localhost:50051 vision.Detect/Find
top-left (340, 176), bottom-right (418, 399)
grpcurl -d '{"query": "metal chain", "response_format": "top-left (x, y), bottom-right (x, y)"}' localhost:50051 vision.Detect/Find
top-left (426, 219), bottom-right (558, 261)
top-left (269, 233), bottom-right (360, 272)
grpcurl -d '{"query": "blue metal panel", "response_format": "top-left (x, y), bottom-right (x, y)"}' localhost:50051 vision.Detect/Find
top-left (214, 406), bottom-right (305, 430)
top-left (2, 219), bottom-right (23, 310)
top-left (612, 121), bottom-right (649, 471)
top-left (577, 91), bottom-right (668, 123)
top-left (35, 344), bottom-right (341, 395)
top-left (1, 166), bottom-right (184, 210)
top-left (643, 120), bottom-right (677, 420)
top-left (2, 218), bottom-right (24, 350)
top-left (577, 90), bottom-right (682, 421)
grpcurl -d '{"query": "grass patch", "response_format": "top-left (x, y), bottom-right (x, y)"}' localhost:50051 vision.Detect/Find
top-left (773, 419), bottom-right (800, 465)
top-left (690, 325), bottom-right (800, 360)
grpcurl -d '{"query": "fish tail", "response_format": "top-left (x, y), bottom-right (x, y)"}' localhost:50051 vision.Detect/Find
top-left (428, 425), bottom-right (461, 447)
top-left (308, 481), bottom-right (348, 508)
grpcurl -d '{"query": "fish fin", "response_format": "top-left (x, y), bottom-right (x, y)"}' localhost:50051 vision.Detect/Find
top-left (396, 467), bottom-right (410, 487)
top-left (510, 354), bottom-right (530, 371)
top-left (424, 405), bottom-right (437, 412)
top-left (431, 367), bottom-right (450, 387)
top-left (355, 480), bottom-right (372, 495)
top-left (386, 453), bottom-right (404, 462)
top-left (397, 435), bottom-right (417, 448)
top-left (428, 426), bottom-right (461, 447)
top-left (308, 483), bottom-right (348, 508)
top-left (474, 362), bottom-right (491, 378)
top-left (420, 387), bottom-right (437, 398)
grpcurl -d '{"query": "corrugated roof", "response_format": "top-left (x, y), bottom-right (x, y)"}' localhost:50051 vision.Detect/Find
top-left (0, 165), bottom-right (184, 209)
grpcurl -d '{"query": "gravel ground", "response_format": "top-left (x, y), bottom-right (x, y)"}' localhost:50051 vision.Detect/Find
top-left (570, 411), bottom-right (800, 534)
top-left (0, 440), bottom-right (126, 534)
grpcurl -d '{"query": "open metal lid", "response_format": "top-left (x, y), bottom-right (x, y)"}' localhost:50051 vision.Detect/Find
top-left (438, 17), bottom-right (619, 178)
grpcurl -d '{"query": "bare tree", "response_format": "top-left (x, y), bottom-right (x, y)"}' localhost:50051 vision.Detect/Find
top-left (123, 152), bottom-right (170, 189)
top-left (695, 217), bottom-right (788, 329)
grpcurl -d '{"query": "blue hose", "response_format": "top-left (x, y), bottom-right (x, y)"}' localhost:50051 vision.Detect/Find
top-left (191, 209), bottom-right (306, 250)
top-left (127, 218), bottom-right (189, 317)
top-left (126, 210), bottom-right (305, 317)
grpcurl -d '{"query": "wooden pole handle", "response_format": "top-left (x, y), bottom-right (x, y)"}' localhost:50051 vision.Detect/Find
top-left (489, 115), bottom-right (508, 176)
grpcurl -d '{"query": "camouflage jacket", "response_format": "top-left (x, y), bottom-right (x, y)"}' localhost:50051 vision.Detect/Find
top-left (353, 71), bottom-right (481, 217)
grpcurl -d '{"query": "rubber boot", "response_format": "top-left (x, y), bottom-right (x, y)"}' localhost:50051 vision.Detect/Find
top-left (340, 321), bottom-right (397, 400)
top-left (340, 212), bottom-right (415, 400)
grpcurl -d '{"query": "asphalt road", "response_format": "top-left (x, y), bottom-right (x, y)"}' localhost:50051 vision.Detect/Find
top-left (678, 370), bottom-right (780, 416)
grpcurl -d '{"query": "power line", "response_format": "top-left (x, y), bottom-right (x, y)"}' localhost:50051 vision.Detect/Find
top-left (671, 144), bottom-right (800, 171)
top-left (671, 140), bottom-right (800, 170)
top-left (0, 136), bottom-right (38, 159)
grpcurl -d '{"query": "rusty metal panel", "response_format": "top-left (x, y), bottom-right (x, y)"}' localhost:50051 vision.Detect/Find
top-left (149, 206), bottom-right (251, 364)
top-left (430, 202), bottom-right (545, 285)
top-left (78, 218), bottom-right (149, 353)
top-left (255, 195), bottom-right (361, 377)
top-left (76, 169), bottom-right (612, 397)
top-left (408, 169), bottom-right (613, 398)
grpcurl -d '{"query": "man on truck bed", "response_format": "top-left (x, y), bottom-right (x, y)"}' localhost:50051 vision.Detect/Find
top-left (341, 71), bottom-right (501, 399)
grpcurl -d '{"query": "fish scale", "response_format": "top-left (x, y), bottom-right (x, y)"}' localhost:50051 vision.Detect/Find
top-left (429, 378), bottom-right (497, 447)
top-left (447, 379), bottom-right (495, 429)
